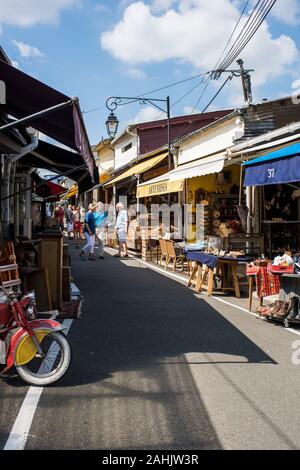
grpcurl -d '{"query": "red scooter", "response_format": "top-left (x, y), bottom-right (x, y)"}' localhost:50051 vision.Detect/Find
top-left (0, 285), bottom-right (71, 386)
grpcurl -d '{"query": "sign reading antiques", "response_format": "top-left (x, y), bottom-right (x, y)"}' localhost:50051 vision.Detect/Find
top-left (137, 178), bottom-right (184, 198)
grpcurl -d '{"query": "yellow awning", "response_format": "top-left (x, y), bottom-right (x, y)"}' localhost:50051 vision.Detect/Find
top-left (100, 172), bottom-right (111, 184)
top-left (137, 174), bottom-right (184, 198)
top-left (61, 184), bottom-right (78, 200)
top-left (104, 153), bottom-right (168, 187)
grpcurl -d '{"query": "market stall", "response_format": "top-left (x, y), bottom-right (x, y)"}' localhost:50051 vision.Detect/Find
top-left (243, 141), bottom-right (300, 324)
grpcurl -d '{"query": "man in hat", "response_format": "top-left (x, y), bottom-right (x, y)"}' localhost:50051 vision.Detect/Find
top-left (80, 203), bottom-right (97, 260)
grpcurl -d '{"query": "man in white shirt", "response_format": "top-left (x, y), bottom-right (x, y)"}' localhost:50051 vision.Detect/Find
top-left (114, 202), bottom-right (129, 258)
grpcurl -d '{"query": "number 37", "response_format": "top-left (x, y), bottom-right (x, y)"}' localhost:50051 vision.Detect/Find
top-left (267, 168), bottom-right (275, 178)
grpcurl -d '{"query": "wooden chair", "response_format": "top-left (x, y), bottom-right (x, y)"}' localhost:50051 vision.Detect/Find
top-left (0, 242), bottom-right (21, 291)
top-left (159, 239), bottom-right (170, 270)
top-left (0, 264), bottom-right (22, 290)
top-left (165, 240), bottom-right (187, 272)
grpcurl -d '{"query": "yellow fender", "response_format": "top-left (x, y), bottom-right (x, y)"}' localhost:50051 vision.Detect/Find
top-left (15, 329), bottom-right (51, 366)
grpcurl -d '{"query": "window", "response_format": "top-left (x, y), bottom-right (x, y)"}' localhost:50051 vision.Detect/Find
top-left (121, 142), bottom-right (132, 153)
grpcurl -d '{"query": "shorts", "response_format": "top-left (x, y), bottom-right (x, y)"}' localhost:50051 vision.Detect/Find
top-left (117, 229), bottom-right (127, 243)
top-left (74, 221), bottom-right (81, 231)
top-left (67, 223), bottom-right (74, 232)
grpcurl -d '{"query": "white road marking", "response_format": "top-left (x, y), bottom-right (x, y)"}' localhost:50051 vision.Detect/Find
top-left (4, 318), bottom-right (73, 450)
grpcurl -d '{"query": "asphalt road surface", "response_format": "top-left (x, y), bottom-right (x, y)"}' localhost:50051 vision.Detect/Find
top-left (1, 242), bottom-right (300, 450)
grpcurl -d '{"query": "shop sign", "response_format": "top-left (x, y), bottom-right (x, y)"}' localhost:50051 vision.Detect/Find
top-left (244, 155), bottom-right (300, 187)
top-left (137, 179), bottom-right (184, 198)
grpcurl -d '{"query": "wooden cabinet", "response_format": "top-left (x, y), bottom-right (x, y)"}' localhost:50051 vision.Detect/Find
top-left (37, 231), bottom-right (63, 309)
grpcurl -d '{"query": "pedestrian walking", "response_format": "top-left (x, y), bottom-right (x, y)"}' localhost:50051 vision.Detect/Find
top-left (66, 204), bottom-right (74, 239)
top-left (73, 206), bottom-right (81, 239)
top-left (94, 202), bottom-right (108, 259)
top-left (80, 203), bottom-right (97, 260)
top-left (80, 206), bottom-right (86, 239)
top-left (54, 205), bottom-right (65, 232)
top-left (114, 202), bottom-right (129, 258)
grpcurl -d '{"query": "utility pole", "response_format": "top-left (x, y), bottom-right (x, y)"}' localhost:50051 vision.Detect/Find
top-left (210, 59), bottom-right (254, 106)
top-left (237, 59), bottom-right (253, 105)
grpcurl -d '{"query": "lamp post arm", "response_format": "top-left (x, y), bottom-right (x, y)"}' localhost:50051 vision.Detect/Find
top-left (105, 94), bottom-right (172, 170)
top-left (106, 96), bottom-right (168, 113)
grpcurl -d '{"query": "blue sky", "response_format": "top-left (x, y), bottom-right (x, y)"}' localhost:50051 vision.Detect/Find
top-left (0, 0), bottom-right (300, 145)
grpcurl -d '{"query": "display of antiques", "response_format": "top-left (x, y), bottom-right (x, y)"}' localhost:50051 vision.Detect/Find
top-left (209, 192), bottom-right (243, 238)
top-left (264, 184), bottom-right (296, 222)
top-left (263, 184), bottom-right (300, 256)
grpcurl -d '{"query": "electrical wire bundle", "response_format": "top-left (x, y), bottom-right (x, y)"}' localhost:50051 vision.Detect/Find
top-left (212, 0), bottom-right (278, 77)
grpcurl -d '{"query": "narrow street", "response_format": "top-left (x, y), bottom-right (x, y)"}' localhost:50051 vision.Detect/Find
top-left (1, 242), bottom-right (300, 450)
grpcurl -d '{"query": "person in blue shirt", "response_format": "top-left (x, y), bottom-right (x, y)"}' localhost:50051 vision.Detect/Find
top-left (79, 203), bottom-right (97, 260)
top-left (94, 202), bottom-right (108, 259)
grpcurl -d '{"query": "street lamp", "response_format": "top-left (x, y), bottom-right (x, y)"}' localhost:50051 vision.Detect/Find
top-left (105, 111), bottom-right (119, 139)
top-left (105, 95), bottom-right (171, 170)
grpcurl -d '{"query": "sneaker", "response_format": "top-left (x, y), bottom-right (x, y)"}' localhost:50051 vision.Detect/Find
top-left (99, 255), bottom-right (104, 259)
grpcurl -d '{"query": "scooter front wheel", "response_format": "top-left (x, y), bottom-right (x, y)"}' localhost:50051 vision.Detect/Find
top-left (15, 331), bottom-right (71, 386)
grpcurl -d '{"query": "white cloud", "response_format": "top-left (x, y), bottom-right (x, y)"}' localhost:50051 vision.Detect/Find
top-left (292, 79), bottom-right (300, 89)
top-left (12, 40), bottom-right (45, 59)
top-left (151, 0), bottom-right (176, 12)
top-left (101, 0), bottom-right (298, 89)
top-left (128, 105), bottom-right (163, 124)
top-left (125, 67), bottom-right (147, 79)
top-left (183, 105), bottom-right (199, 114)
top-left (271, 0), bottom-right (300, 25)
top-left (11, 60), bottom-right (19, 68)
top-left (0, 0), bottom-right (78, 27)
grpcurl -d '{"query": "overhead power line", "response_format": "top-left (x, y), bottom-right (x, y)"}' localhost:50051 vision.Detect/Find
top-left (201, 75), bottom-right (233, 114)
top-left (214, 0), bottom-right (251, 72)
top-left (172, 0), bottom-right (277, 142)
top-left (82, 71), bottom-right (209, 115)
top-left (217, 0), bottom-right (277, 71)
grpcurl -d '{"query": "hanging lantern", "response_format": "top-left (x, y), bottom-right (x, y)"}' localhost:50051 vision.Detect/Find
top-left (105, 111), bottom-right (119, 138)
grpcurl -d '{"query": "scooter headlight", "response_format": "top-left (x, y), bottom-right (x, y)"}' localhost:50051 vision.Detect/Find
top-left (22, 290), bottom-right (36, 306)
top-left (25, 306), bottom-right (36, 320)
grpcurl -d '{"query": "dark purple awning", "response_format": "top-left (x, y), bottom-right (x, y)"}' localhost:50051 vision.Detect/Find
top-left (21, 139), bottom-right (98, 194)
top-left (0, 59), bottom-right (96, 182)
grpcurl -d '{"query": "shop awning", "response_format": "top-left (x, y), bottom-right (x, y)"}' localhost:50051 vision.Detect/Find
top-left (0, 58), bottom-right (96, 181)
top-left (104, 153), bottom-right (168, 187)
top-left (168, 154), bottom-right (225, 182)
top-left (31, 172), bottom-right (67, 201)
top-left (243, 142), bottom-right (300, 186)
top-left (21, 140), bottom-right (98, 194)
top-left (61, 184), bottom-right (78, 200)
top-left (137, 173), bottom-right (184, 198)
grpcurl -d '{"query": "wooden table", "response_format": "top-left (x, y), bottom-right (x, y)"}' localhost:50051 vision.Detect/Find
top-left (187, 251), bottom-right (246, 298)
